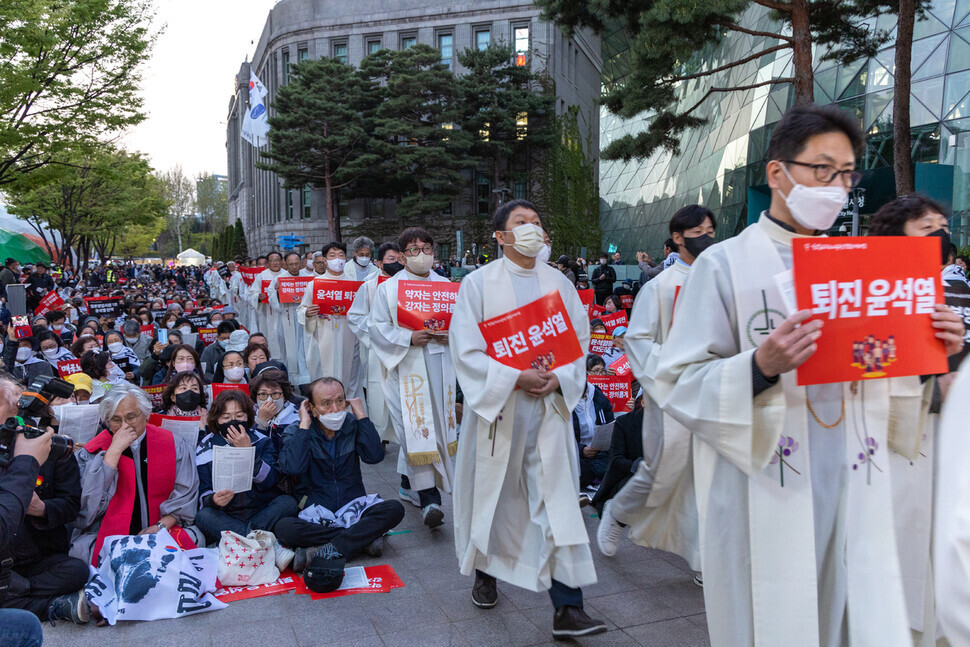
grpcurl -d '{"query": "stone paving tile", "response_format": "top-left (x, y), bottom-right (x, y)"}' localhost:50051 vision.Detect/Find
top-left (452, 610), bottom-right (548, 647)
top-left (624, 617), bottom-right (711, 646)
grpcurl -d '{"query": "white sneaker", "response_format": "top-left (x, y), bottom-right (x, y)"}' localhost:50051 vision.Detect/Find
top-left (399, 486), bottom-right (421, 507)
top-left (274, 540), bottom-right (296, 572)
top-left (596, 500), bottom-right (625, 557)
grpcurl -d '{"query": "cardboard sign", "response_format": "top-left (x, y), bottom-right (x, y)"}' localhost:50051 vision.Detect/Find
top-left (589, 332), bottom-right (614, 356)
top-left (239, 267), bottom-right (262, 286)
top-left (944, 278), bottom-right (970, 372)
top-left (277, 276), bottom-right (313, 304)
top-left (577, 289), bottom-right (594, 317)
top-left (793, 236), bottom-right (946, 386)
top-left (57, 359), bottom-right (82, 378)
top-left (141, 384), bottom-right (166, 409)
top-left (140, 324), bottom-right (155, 338)
top-left (396, 281), bottom-right (461, 332)
top-left (480, 291), bottom-right (583, 371)
top-left (310, 279), bottom-right (363, 316)
top-left (609, 354), bottom-right (631, 376)
top-left (588, 374), bottom-right (633, 412)
top-left (210, 383), bottom-right (247, 399)
top-left (620, 294), bottom-right (634, 310)
top-left (84, 296), bottom-right (123, 319)
top-left (600, 310), bottom-right (628, 332)
top-left (34, 291), bottom-right (64, 316)
top-left (198, 327), bottom-right (219, 346)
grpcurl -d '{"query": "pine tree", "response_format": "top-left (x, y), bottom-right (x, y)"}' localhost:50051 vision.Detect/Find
top-left (233, 220), bottom-right (248, 259)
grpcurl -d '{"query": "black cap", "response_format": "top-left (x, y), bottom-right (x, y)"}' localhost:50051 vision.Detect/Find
top-left (35, 261), bottom-right (49, 268)
top-left (557, 255), bottom-right (569, 265)
top-left (4, 258), bottom-right (17, 266)
top-left (303, 551), bottom-right (346, 593)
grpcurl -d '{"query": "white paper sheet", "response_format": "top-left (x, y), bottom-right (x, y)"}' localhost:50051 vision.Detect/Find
top-left (212, 445), bottom-right (255, 493)
top-left (337, 566), bottom-right (368, 591)
top-left (53, 403), bottom-right (102, 445)
top-left (589, 421), bottom-right (616, 452)
top-left (154, 416), bottom-right (202, 449)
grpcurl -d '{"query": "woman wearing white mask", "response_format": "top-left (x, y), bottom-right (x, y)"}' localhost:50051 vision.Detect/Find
top-left (250, 369), bottom-right (302, 452)
top-left (213, 351), bottom-right (247, 385)
top-left (11, 337), bottom-right (55, 385)
top-left (36, 331), bottom-right (76, 370)
top-left (103, 330), bottom-right (141, 385)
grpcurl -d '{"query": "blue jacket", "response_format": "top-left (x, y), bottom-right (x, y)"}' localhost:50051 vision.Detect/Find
top-left (196, 427), bottom-right (286, 518)
top-left (277, 414), bottom-right (384, 511)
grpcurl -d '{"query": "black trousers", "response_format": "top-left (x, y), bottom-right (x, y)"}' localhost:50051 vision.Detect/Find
top-left (274, 500), bottom-right (405, 558)
top-left (1, 553), bottom-right (89, 619)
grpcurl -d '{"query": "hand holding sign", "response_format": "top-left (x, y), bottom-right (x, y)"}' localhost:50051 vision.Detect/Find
top-left (753, 310), bottom-right (823, 379)
top-left (931, 303), bottom-right (966, 356)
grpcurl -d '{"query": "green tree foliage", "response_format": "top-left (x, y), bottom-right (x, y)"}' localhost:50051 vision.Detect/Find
top-left (0, 0), bottom-right (155, 185)
top-left (233, 220), bottom-right (248, 259)
top-left (536, 0), bottom-right (894, 161)
top-left (259, 56), bottom-right (370, 242)
top-left (532, 107), bottom-right (601, 257)
top-left (196, 173), bottom-right (228, 255)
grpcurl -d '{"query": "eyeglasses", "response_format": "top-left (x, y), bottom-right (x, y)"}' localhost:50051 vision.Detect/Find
top-left (107, 411), bottom-right (144, 427)
top-left (255, 391), bottom-right (284, 400)
top-left (783, 160), bottom-right (862, 188)
top-left (404, 245), bottom-right (433, 257)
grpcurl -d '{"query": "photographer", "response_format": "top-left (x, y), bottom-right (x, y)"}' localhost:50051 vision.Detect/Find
top-left (0, 375), bottom-right (89, 625)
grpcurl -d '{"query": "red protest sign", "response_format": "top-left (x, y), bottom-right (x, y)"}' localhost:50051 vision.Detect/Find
top-left (57, 359), bottom-right (82, 378)
top-left (277, 276), bottom-right (313, 304)
top-left (600, 310), bottom-right (628, 332)
top-left (589, 304), bottom-right (606, 320)
top-left (141, 384), bottom-right (166, 408)
top-left (258, 280), bottom-right (271, 302)
top-left (620, 294), bottom-right (634, 310)
top-left (215, 570), bottom-right (301, 603)
top-left (310, 279), bottom-right (363, 316)
top-left (140, 324), bottom-right (155, 338)
top-left (239, 267), bottom-right (262, 286)
top-left (588, 374), bottom-right (633, 412)
top-left (34, 291), bottom-right (64, 316)
top-left (589, 332), bottom-right (614, 356)
top-left (480, 291), bottom-right (583, 371)
top-left (211, 383), bottom-right (247, 399)
top-left (198, 327), bottom-right (218, 346)
top-left (793, 236), bottom-right (946, 386)
top-left (396, 281), bottom-right (461, 332)
top-left (378, 275), bottom-right (389, 285)
top-left (609, 354), bottom-right (631, 376)
top-left (577, 289), bottom-right (594, 317)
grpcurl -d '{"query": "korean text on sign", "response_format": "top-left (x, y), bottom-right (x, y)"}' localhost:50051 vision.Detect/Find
top-left (277, 276), bottom-right (313, 304)
top-left (588, 374), bottom-right (632, 412)
top-left (310, 279), bottom-right (362, 316)
top-left (809, 278), bottom-right (936, 319)
top-left (396, 281), bottom-right (461, 332)
top-left (589, 332), bottom-right (614, 356)
top-left (479, 291), bottom-right (583, 371)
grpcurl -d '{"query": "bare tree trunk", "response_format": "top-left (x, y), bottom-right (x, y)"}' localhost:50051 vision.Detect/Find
top-left (325, 159), bottom-right (341, 242)
top-left (789, 0), bottom-right (816, 106)
top-left (894, 0), bottom-right (916, 195)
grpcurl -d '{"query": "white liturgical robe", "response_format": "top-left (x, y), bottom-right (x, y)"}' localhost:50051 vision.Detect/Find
top-left (347, 274), bottom-right (393, 443)
top-left (296, 271), bottom-right (360, 394)
top-left (247, 268), bottom-right (283, 358)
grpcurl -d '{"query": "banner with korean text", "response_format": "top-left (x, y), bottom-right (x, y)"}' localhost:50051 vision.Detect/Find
top-left (277, 276), bottom-right (313, 304)
top-left (239, 267), bottom-right (262, 286)
top-left (34, 291), bottom-right (64, 316)
top-left (310, 279), bottom-right (362, 316)
top-left (141, 384), bottom-right (166, 409)
top-left (793, 236), bottom-right (946, 385)
top-left (84, 296), bottom-right (123, 319)
top-left (577, 289), bottom-right (594, 317)
top-left (588, 375), bottom-right (632, 412)
top-left (600, 311), bottom-right (628, 332)
top-left (57, 359), bottom-right (82, 378)
top-left (480, 291), bottom-right (583, 371)
top-left (589, 332), bottom-right (613, 356)
top-left (397, 281), bottom-right (461, 332)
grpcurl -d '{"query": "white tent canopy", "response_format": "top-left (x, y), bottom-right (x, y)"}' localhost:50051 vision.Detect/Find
top-left (176, 248), bottom-right (206, 266)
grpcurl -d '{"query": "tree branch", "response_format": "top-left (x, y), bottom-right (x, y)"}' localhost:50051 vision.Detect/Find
top-left (665, 43), bottom-right (791, 82)
top-left (677, 77), bottom-right (795, 128)
top-left (720, 22), bottom-right (793, 43)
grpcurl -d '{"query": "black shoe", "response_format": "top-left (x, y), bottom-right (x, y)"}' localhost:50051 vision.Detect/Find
top-left (552, 606), bottom-right (607, 640)
top-left (48, 590), bottom-right (90, 626)
top-left (292, 544), bottom-right (327, 572)
top-left (363, 536), bottom-right (384, 558)
top-left (422, 503), bottom-right (444, 529)
top-left (471, 572), bottom-right (498, 609)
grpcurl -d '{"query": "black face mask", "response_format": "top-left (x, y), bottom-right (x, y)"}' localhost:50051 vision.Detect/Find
top-left (174, 390), bottom-right (201, 411)
top-left (383, 261), bottom-right (405, 277)
top-left (216, 420), bottom-right (244, 438)
top-left (928, 228), bottom-right (951, 265)
top-left (683, 234), bottom-right (716, 260)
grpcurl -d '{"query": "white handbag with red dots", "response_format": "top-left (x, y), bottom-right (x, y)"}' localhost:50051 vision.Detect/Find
top-left (216, 529), bottom-right (280, 586)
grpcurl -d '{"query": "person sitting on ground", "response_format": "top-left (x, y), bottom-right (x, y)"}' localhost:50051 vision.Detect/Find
top-left (573, 355), bottom-right (616, 490)
top-left (601, 326), bottom-right (627, 366)
top-left (46, 310), bottom-right (76, 347)
top-left (199, 321), bottom-right (235, 382)
top-left (36, 331), bottom-right (75, 370)
top-left (159, 370), bottom-right (208, 418)
top-left (250, 369), bottom-right (302, 451)
top-left (156, 344), bottom-right (203, 385)
top-left (120, 318), bottom-right (152, 366)
top-left (70, 335), bottom-right (100, 360)
top-left (275, 377), bottom-right (405, 570)
top-left (603, 295), bottom-right (624, 315)
top-left (590, 391), bottom-right (645, 514)
top-left (103, 330), bottom-right (140, 385)
top-left (10, 337), bottom-right (54, 386)
top-left (212, 351), bottom-right (247, 385)
top-left (193, 390), bottom-right (298, 546)
top-left (80, 350), bottom-right (126, 402)
top-left (243, 342), bottom-right (271, 378)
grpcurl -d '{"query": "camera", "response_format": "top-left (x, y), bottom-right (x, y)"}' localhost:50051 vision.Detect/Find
top-left (0, 376), bottom-right (76, 469)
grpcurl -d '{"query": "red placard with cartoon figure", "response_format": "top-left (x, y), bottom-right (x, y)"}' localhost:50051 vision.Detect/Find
top-left (479, 291), bottom-right (583, 371)
top-left (588, 374), bottom-right (633, 412)
top-left (277, 276), bottom-right (313, 304)
top-left (396, 281), bottom-right (461, 332)
top-left (239, 267), bottom-right (262, 286)
top-left (793, 236), bottom-right (946, 386)
top-left (310, 279), bottom-right (363, 316)
top-left (589, 332), bottom-right (614, 356)
top-left (141, 384), bottom-right (166, 408)
top-left (34, 291), bottom-right (64, 316)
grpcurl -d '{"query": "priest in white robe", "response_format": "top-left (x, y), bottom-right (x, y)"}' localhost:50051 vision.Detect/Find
top-left (370, 228), bottom-right (456, 529)
top-left (653, 104), bottom-right (965, 647)
top-left (247, 252), bottom-right (284, 358)
top-left (596, 205), bottom-right (715, 570)
top-left (449, 201), bottom-right (607, 640)
top-left (344, 235), bottom-right (379, 283)
top-left (267, 252), bottom-right (312, 385)
top-left (297, 242), bottom-right (360, 393)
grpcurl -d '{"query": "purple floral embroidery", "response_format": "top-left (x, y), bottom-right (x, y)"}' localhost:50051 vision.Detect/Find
top-left (852, 436), bottom-right (879, 484)
top-left (770, 436), bottom-right (801, 487)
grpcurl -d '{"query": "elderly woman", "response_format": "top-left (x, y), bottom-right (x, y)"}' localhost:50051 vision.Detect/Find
top-left (69, 384), bottom-right (202, 564)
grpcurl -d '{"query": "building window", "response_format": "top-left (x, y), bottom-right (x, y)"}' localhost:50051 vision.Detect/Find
top-left (401, 34), bottom-right (417, 50)
top-left (367, 39), bottom-right (382, 55)
top-left (438, 33), bottom-right (453, 69)
top-left (477, 174), bottom-right (491, 215)
top-left (476, 29), bottom-right (490, 51)
top-left (286, 190), bottom-right (293, 220)
top-left (514, 25), bottom-right (529, 66)
top-left (333, 42), bottom-right (348, 64)
top-left (281, 50), bottom-right (290, 84)
top-left (513, 178), bottom-right (527, 200)
top-left (302, 185), bottom-right (311, 219)
top-left (516, 112), bottom-right (528, 140)
top-left (298, 47), bottom-right (308, 62)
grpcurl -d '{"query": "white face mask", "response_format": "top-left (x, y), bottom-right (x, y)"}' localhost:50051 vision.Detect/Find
top-left (536, 244), bottom-right (552, 264)
top-left (166, 321), bottom-right (176, 329)
top-left (179, 326), bottom-right (192, 335)
top-left (405, 252), bottom-right (434, 275)
top-left (327, 258), bottom-right (346, 273)
top-left (354, 256), bottom-right (370, 268)
top-left (174, 361), bottom-right (194, 373)
top-left (107, 341), bottom-right (124, 354)
top-left (505, 223), bottom-right (546, 257)
top-left (778, 164), bottom-right (847, 231)
top-left (318, 409), bottom-right (347, 430)
top-left (15, 347), bottom-right (32, 362)
top-left (224, 366), bottom-right (245, 382)
top-left (124, 336), bottom-right (140, 345)
top-left (42, 348), bottom-right (59, 359)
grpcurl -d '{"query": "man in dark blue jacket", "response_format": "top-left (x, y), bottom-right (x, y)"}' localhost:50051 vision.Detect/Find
top-left (274, 377), bottom-right (404, 570)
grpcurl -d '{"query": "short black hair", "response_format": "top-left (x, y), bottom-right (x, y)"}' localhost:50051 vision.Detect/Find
top-left (321, 241), bottom-right (347, 257)
top-left (664, 239), bottom-right (677, 251)
top-left (869, 194), bottom-right (947, 237)
top-left (669, 205), bottom-right (716, 236)
top-left (217, 321), bottom-right (235, 336)
top-left (266, 252), bottom-right (283, 261)
top-left (491, 199), bottom-right (540, 232)
top-left (766, 103), bottom-right (864, 162)
top-left (46, 310), bottom-right (66, 323)
top-left (377, 242), bottom-right (400, 263)
top-left (398, 227), bottom-right (433, 252)
top-left (958, 254), bottom-right (970, 266)
top-left (256, 255), bottom-right (268, 263)
top-left (585, 354), bottom-right (606, 372)
top-left (284, 251), bottom-right (302, 262)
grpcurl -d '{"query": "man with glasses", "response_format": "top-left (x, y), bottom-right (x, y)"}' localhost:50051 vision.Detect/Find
top-left (371, 228), bottom-right (457, 529)
top-left (652, 104), bottom-right (956, 646)
top-left (71, 384), bottom-right (202, 564)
